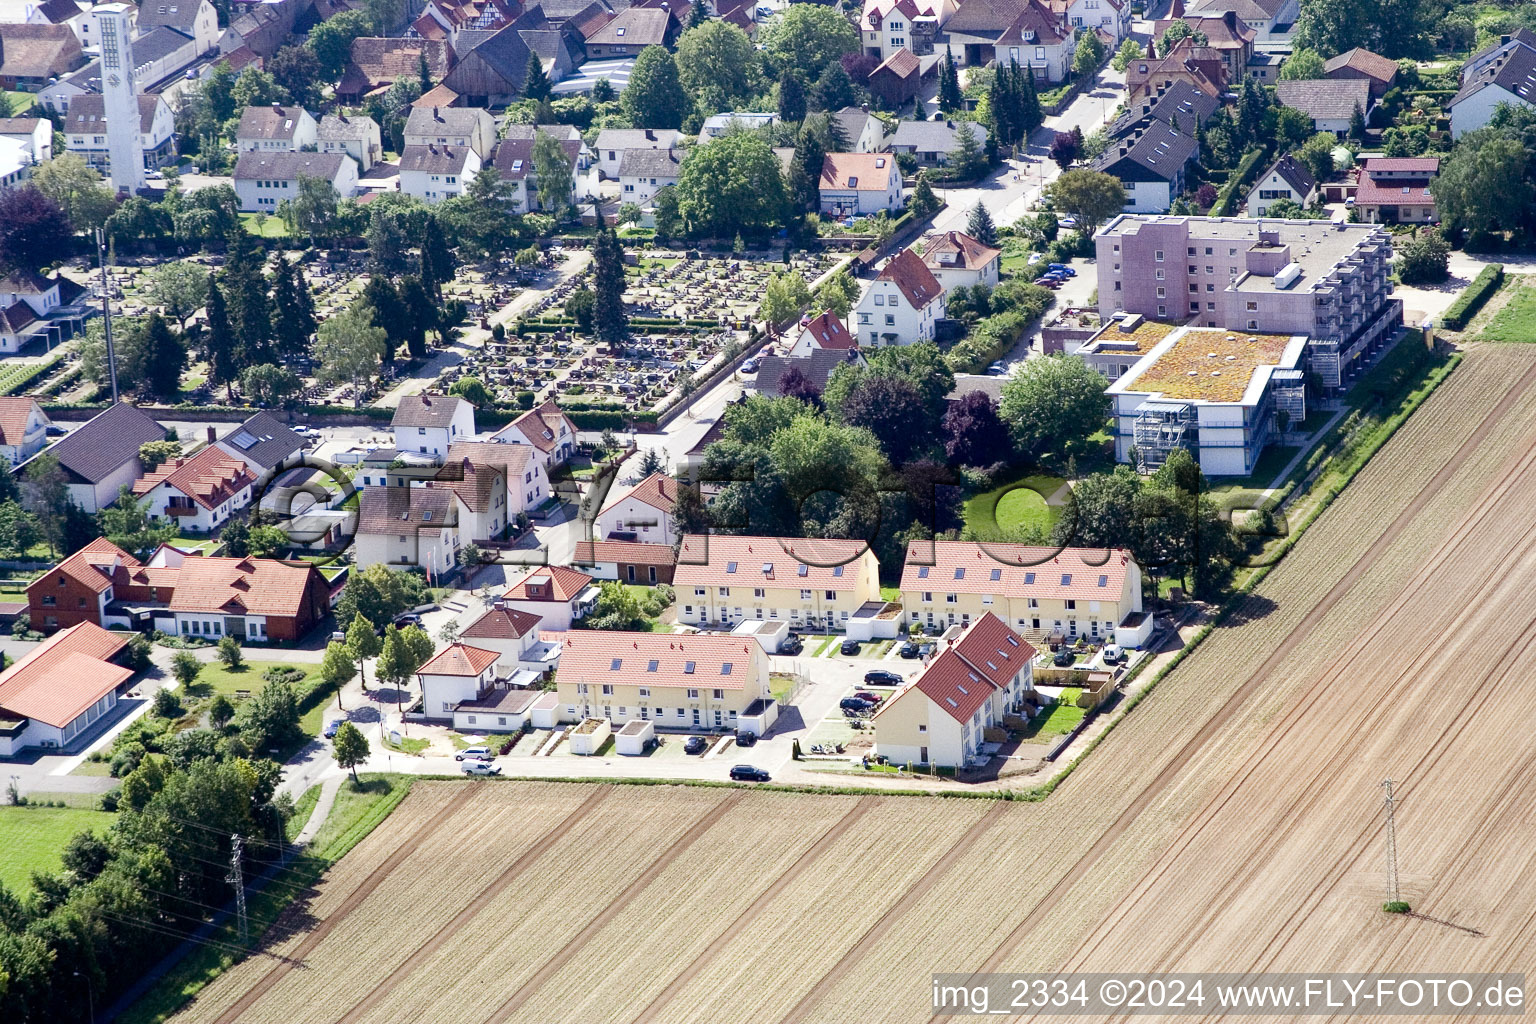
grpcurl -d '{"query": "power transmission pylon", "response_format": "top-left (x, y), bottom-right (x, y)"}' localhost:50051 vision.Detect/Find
top-left (1381, 778), bottom-right (1400, 904)
top-left (227, 834), bottom-right (248, 945)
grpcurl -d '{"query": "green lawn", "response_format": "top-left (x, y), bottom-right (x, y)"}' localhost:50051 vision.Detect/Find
top-left (122, 775), bottom-right (412, 1024)
top-left (238, 213), bottom-right (292, 239)
top-left (1020, 688), bottom-right (1087, 740)
top-left (1205, 444), bottom-right (1305, 496)
top-left (879, 585), bottom-right (901, 603)
top-left (188, 661), bottom-right (316, 700)
top-left (0, 91), bottom-right (33, 116)
top-left (963, 472), bottom-right (1068, 541)
top-left (0, 806), bottom-right (116, 891)
top-left (770, 672), bottom-right (797, 702)
top-left (1479, 284), bottom-right (1536, 342)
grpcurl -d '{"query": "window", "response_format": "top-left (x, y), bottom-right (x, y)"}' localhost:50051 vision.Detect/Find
top-left (601, 684), bottom-right (613, 695)
top-left (824, 590), bottom-right (836, 600)
top-left (946, 593), bottom-right (957, 604)
top-left (686, 688), bottom-right (699, 699)
top-left (712, 688), bottom-right (723, 699)
top-left (800, 588), bottom-right (811, 600)
top-left (1154, 250), bottom-right (1164, 261)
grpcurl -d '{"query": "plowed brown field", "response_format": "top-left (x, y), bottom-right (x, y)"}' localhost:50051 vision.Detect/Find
top-left (171, 346), bottom-right (1536, 1024)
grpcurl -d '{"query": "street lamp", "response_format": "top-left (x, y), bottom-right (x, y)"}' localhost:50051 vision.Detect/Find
top-left (73, 970), bottom-right (95, 1024)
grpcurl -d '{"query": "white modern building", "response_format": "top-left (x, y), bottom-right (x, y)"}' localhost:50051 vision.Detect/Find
top-left (853, 247), bottom-right (945, 346)
top-left (90, 1), bottom-right (142, 193)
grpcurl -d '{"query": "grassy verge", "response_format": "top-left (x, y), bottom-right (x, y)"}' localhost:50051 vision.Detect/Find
top-left (0, 805), bottom-right (116, 892)
top-left (1478, 281), bottom-right (1536, 342)
top-left (1019, 688), bottom-right (1086, 740)
top-left (283, 785), bottom-right (322, 843)
top-left (120, 774), bottom-right (413, 1024)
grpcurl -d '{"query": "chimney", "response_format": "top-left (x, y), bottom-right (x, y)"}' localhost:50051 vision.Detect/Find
top-left (206, 426), bottom-right (216, 443)
top-left (644, 128), bottom-right (655, 141)
top-left (434, 106), bottom-right (443, 121)
top-left (272, 102), bottom-right (282, 113)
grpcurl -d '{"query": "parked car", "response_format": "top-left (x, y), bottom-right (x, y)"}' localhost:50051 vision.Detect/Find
top-left (1027, 252), bottom-right (1044, 266)
top-left (734, 730), bottom-right (757, 747)
top-left (863, 670), bottom-right (902, 687)
top-left (918, 641), bottom-right (937, 659)
top-left (456, 746), bottom-right (492, 761)
top-left (840, 638), bottom-right (862, 655)
top-left (840, 697), bottom-right (874, 712)
top-left (729, 765), bottom-right (771, 782)
top-left (394, 613), bottom-right (423, 627)
top-left (1052, 650), bottom-right (1075, 667)
top-left (740, 357), bottom-right (760, 373)
top-left (1058, 215), bottom-right (1079, 228)
top-left (462, 760), bottom-right (502, 776)
top-left (330, 630), bottom-right (346, 642)
top-left (986, 361), bottom-right (1008, 376)
top-left (684, 735), bottom-right (708, 755)
top-left (1103, 644), bottom-right (1125, 663)
top-left (1047, 263), bottom-right (1077, 276)
top-left (779, 634), bottom-right (804, 655)
top-left (323, 719), bottom-right (341, 739)
top-left (853, 690), bottom-right (887, 704)
top-left (899, 639), bottom-right (920, 658)
top-left (1034, 277), bottom-right (1062, 289)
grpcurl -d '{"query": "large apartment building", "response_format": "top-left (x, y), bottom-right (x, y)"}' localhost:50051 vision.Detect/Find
top-left (674, 535), bottom-right (881, 631)
top-left (1095, 215), bottom-right (1401, 391)
top-left (898, 540), bottom-right (1150, 646)
top-left (554, 631), bottom-right (775, 734)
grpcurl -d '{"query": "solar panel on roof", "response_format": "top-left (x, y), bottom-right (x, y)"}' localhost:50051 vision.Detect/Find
top-left (230, 431), bottom-right (258, 450)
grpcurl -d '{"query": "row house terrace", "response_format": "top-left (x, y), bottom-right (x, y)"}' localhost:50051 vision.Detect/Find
top-left (674, 534), bottom-right (881, 632)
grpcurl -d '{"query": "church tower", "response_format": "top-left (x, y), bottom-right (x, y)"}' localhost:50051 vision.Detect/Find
top-left (92, 2), bottom-right (144, 195)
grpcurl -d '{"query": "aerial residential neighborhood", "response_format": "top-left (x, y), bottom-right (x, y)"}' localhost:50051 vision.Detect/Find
top-left (0, 0), bottom-right (1532, 1018)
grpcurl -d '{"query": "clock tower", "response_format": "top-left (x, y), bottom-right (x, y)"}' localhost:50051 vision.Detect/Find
top-left (92, 2), bottom-right (144, 195)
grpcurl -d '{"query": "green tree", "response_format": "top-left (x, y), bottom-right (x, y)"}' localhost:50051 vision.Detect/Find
top-left (307, 8), bottom-right (373, 77)
top-left (97, 485), bottom-right (175, 558)
top-left (267, 44), bottom-right (323, 108)
top-left (171, 650), bottom-right (201, 687)
top-left (967, 201), bottom-right (997, 245)
top-left (938, 48), bottom-right (964, 112)
top-left (240, 677), bottom-right (301, 753)
top-left (676, 132), bottom-right (786, 238)
top-left (840, 374), bottom-right (932, 465)
top-left (950, 120), bottom-right (985, 179)
top-left (1051, 464), bottom-right (1141, 549)
top-left (30, 153), bottom-right (117, 232)
top-left (1348, 102), bottom-right (1367, 142)
top-left (1430, 134), bottom-right (1533, 240)
top-left (321, 639), bottom-right (358, 700)
top-left (315, 301), bottom-right (387, 406)
top-left (145, 260), bottom-right (208, 330)
top-left (1279, 47), bottom-right (1326, 80)
top-left (1294, 0), bottom-right (1425, 59)
top-left (999, 353), bottom-right (1110, 457)
top-left (532, 130), bottom-right (574, 215)
top-left (1294, 131), bottom-right (1337, 183)
top-left (1110, 38), bottom-right (1144, 73)
top-left (126, 314), bottom-right (186, 402)
top-left (777, 70), bottom-right (807, 123)
top-left (374, 625), bottom-right (413, 692)
top-left (208, 693), bottom-right (235, 730)
top-left (622, 45), bottom-right (690, 130)
top-left (1395, 229), bottom-right (1450, 284)
top-left (652, 185), bottom-right (681, 241)
top-left (909, 172), bottom-right (940, 216)
top-left (0, 500), bottom-right (40, 558)
top-left (1274, 106), bottom-right (1314, 151)
top-left (811, 62), bottom-right (857, 112)
top-left (759, 269), bottom-right (812, 326)
top-left (137, 439), bottom-right (182, 471)
top-left (677, 21), bottom-right (763, 110)
top-left (346, 613), bottom-right (383, 691)
top-left (1072, 30), bottom-right (1106, 78)
top-left (241, 362), bottom-right (302, 408)
top-left (21, 452), bottom-right (70, 558)
top-left (332, 721), bottom-right (370, 781)
top-left (221, 227), bottom-right (272, 368)
top-left (449, 375), bottom-right (492, 406)
top-left (270, 253), bottom-right (317, 361)
top-left (788, 123), bottom-right (826, 213)
top-left (1049, 168), bottom-right (1127, 233)
top-left (523, 52), bottom-right (552, 101)
top-left (761, 4), bottom-right (858, 84)
top-left (591, 225), bottom-right (628, 346)
top-left (814, 268), bottom-right (860, 319)
top-left (419, 214), bottom-right (456, 299)
top-left (217, 635), bottom-right (243, 669)
top-left (247, 524), bottom-right (290, 557)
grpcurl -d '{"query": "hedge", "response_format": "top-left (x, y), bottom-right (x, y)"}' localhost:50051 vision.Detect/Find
top-left (1440, 263), bottom-right (1503, 330)
top-left (568, 408), bottom-right (659, 429)
top-left (1209, 146), bottom-right (1268, 217)
top-left (0, 355), bottom-right (62, 397)
top-left (944, 283), bottom-right (1056, 373)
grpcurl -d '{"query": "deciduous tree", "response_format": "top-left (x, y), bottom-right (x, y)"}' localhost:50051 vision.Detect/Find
top-left (999, 353), bottom-right (1110, 457)
top-left (621, 45), bottom-right (690, 130)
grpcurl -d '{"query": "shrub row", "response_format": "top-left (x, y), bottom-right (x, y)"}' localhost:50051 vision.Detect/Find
top-left (944, 284), bottom-right (1056, 373)
top-left (568, 408), bottom-right (659, 429)
top-left (1209, 147), bottom-right (1268, 217)
top-left (0, 355), bottom-right (62, 397)
top-left (1440, 263), bottom-right (1503, 330)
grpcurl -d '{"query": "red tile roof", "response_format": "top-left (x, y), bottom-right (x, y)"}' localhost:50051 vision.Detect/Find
top-left (820, 152), bottom-right (898, 191)
top-left (921, 231), bottom-right (1002, 273)
top-left (1323, 46), bottom-right (1399, 84)
top-left (504, 564), bottom-right (593, 602)
top-left (559, 631), bottom-right (761, 690)
top-left (872, 47), bottom-right (920, 80)
top-left (573, 540), bottom-right (678, 567)
top-left (417, 642), bottom-right (499, 676)
top-left (891, 612), bottom-right (1035, 723)
top-left (1361, 157), bottom-right (1439, 173)
top-left (601, 471), bottom-right (675, 516)
top-left (506, 400), bottom-right (575, 453)
top-left (162, 555), bottom-right (322, 618)
top-left (1355, 159), bottom-right (1438, 207)
top-left (132, 446), bottom-right (255, 511)
top-left (0, 622), bottom-right (131, 728)
top-left (461, 604), bottom-right (544, 639)
top-left (675, 534), bottom-right (873, 589)
top-left (900, 540), bottom-right (1135, 602)
top-left (798, 311), bottom-right (856, 350)
top-left (878, 248), bottom-right (943, 309)
top-left (0, 397), bottom-right (40, 446)
top-left (35, 537), bottom-right (141, 597)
